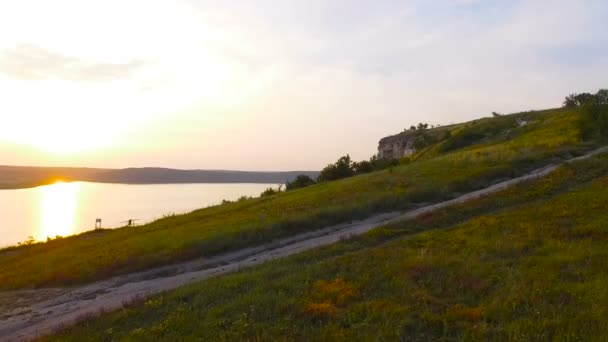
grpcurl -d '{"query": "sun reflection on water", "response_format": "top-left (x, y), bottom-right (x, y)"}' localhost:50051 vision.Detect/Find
top-left (37, 181), bottom-right (80, 241)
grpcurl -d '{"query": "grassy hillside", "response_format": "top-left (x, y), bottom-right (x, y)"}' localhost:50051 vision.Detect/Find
top-left (45, 152), bottom-right (608, 341)
top-left (0, 107), bottom-right (597, 290)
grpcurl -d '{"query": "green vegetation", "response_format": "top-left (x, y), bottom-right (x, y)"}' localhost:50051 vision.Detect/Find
top-left (563, 88), bottom-right (608, 108)
top-left (46, 153), bottom-right (608, 341)
top-left (317, 154), bottom-right (400, 182)
top-left (436, 114), bottom-right (519, 153)
top-left (317, 155), bottom-right (356, 182)
top-left (285, 174), bottom-right (316, 191)
top-left (581, 104), bottom-right (608, 141)
top-left (564, 88), bottom-right (608, 141)
top-left (400, 122), bottom-right (450, 151)
top-left (260, 186), bottom-right (283, 197)
top-left (0, 106), bottom-right (597, 290)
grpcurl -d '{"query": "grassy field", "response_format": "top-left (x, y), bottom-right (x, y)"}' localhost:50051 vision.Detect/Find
top-left (0, 107), bottom-right (595, 290)
top-left (44, 152), bottom-right (608, 341)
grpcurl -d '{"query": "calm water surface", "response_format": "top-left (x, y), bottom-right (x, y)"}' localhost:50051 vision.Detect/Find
top-left (0, 182), bottom-right (274, 247)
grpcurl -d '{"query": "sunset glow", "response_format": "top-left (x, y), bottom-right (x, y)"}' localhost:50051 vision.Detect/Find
top-left (0, 1), bottom-right (606, 169)
top-left (37, 181), bottom-right (80, 240)
top-left (1, 1), bottom-right (608, 337)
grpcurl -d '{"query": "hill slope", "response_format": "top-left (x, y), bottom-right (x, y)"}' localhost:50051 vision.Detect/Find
top-left (0, 106), bottom-right (599, 290)
top-left (44, 148), bottom-right (608, 341)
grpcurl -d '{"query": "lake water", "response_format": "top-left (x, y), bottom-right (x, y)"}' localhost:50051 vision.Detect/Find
top-left (0, 182), bottom-right (275, 247)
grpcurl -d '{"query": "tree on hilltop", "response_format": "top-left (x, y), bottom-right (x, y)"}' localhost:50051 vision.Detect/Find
top-left (564, 92), bottom-right (597, 107)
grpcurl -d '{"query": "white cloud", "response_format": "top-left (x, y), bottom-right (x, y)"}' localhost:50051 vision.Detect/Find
top-left (0, 0), bottom-right (607, 169)
top-left (0, 44), bottom-right (145, 81)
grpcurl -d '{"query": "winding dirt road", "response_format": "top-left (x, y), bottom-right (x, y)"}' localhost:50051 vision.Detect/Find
top-left (1, 146), bottom-right (606, 341)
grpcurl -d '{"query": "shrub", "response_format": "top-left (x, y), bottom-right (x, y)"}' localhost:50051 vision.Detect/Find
top-left (260, 187), bottom-right (280, 197)
top-left (317, 154), bottom-right (400, 183)
top-left (404, 123), bottom-right (431, 132)
top-left (318, 155), bottom-right (355, 182)
top-left (580, 104), bottom-right (608, 141)
top-left (439, 116), bottom-right (516, 152)
top-left (564, 92), bottom-right (595, 107)
top-left (417, 122), bottom-right (429, 130)
top-left (286, 175), bottom-right (316, 191)
top-left (564, 89), bottom-right (608, 108)
top-left (353, 160), bottom-right (373, 174)
top-left (412, 133), bottom-right (433, 150)
top-left (17, 236), bottom-right (36, 246)
top-left (369, 155), bottom-right (399, 170)
top-left (597, 89), bottom-right (608, 104)
top-left (440, 131), bottom-right (486, 152)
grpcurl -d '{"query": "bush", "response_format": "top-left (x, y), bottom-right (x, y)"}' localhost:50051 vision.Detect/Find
top-left (580, 104), bottom-right (608, 141)
top-left (353, 160), bottom-right (373, 174)
top-left (318, 155), bottom-right (399, 183)
top-left (597, 89), bottom-right (608, 104)
top-left (286, 175), bottom-right (316, 191)
top-left (261, 187), bottom-right (281, 197)
top-left (17, 236), bottom-right (36, 246)
top-left (564, 89), bottom-right (608, 108)
top-left (369, 155), bottom-right (399, 170)
top-left (439, 116), bottom-right (516, 153)
top-left (412, 133), bottom-right (433, 150)
top-left (318, 155), bottom-right (356, 182)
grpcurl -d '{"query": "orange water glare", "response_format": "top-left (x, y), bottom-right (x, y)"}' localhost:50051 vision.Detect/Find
top-left (37, 181), bottom-right (80, 240)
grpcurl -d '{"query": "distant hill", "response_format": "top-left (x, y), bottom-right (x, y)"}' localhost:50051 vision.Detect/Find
top-left (0, 165), bottom-right (319, 189)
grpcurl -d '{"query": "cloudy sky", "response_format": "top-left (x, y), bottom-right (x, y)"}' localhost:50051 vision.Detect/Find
top-left (0, 0), bottom-right (606, 170)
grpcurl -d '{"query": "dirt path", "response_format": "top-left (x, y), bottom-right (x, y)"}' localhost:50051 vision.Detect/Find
top-left (1, 146), bottom-right (607, 341)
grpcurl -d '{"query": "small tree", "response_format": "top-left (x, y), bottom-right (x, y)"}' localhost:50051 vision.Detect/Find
top-left (563, 94), bottom-right (577, 107)
top-left (317, 155), bottom-right (355, 182)
top-left (18, 236), bottom-right (36, 246)
top-left (564, 92), bottom-right (595, 107)
top-left (369, 155), bottom-right (399, 170)
top-left (260, 185), bottom-right (282, 197)
top-left (417, 123), bottom-right (429, 130)
top-left (581, 103), bottom-right (608, 141)
top-left (596, 89), bottom-right (608, 105)
top-left (353, 160), bottom-right (373, 174)
top-left (285, 175), bottom-right (316, 191)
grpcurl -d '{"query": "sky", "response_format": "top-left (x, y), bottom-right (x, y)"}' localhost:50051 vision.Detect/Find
top-left (0, 0), bottom-right (606, 171)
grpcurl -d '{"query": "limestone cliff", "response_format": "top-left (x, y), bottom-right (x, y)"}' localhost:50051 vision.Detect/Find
top-left (377, 132), bottom-right (416, 159)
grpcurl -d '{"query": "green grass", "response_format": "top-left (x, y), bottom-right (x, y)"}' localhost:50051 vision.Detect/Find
top-left (45, 153), bottom-right (608, 341)
top-left (0, 107), bottom-right (594, 290)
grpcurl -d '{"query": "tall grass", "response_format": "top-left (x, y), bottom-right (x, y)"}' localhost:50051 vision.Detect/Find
top-left (45, 153), bottom-right (608, 341)
top-left (0, 107), bottom-right (595, 290)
